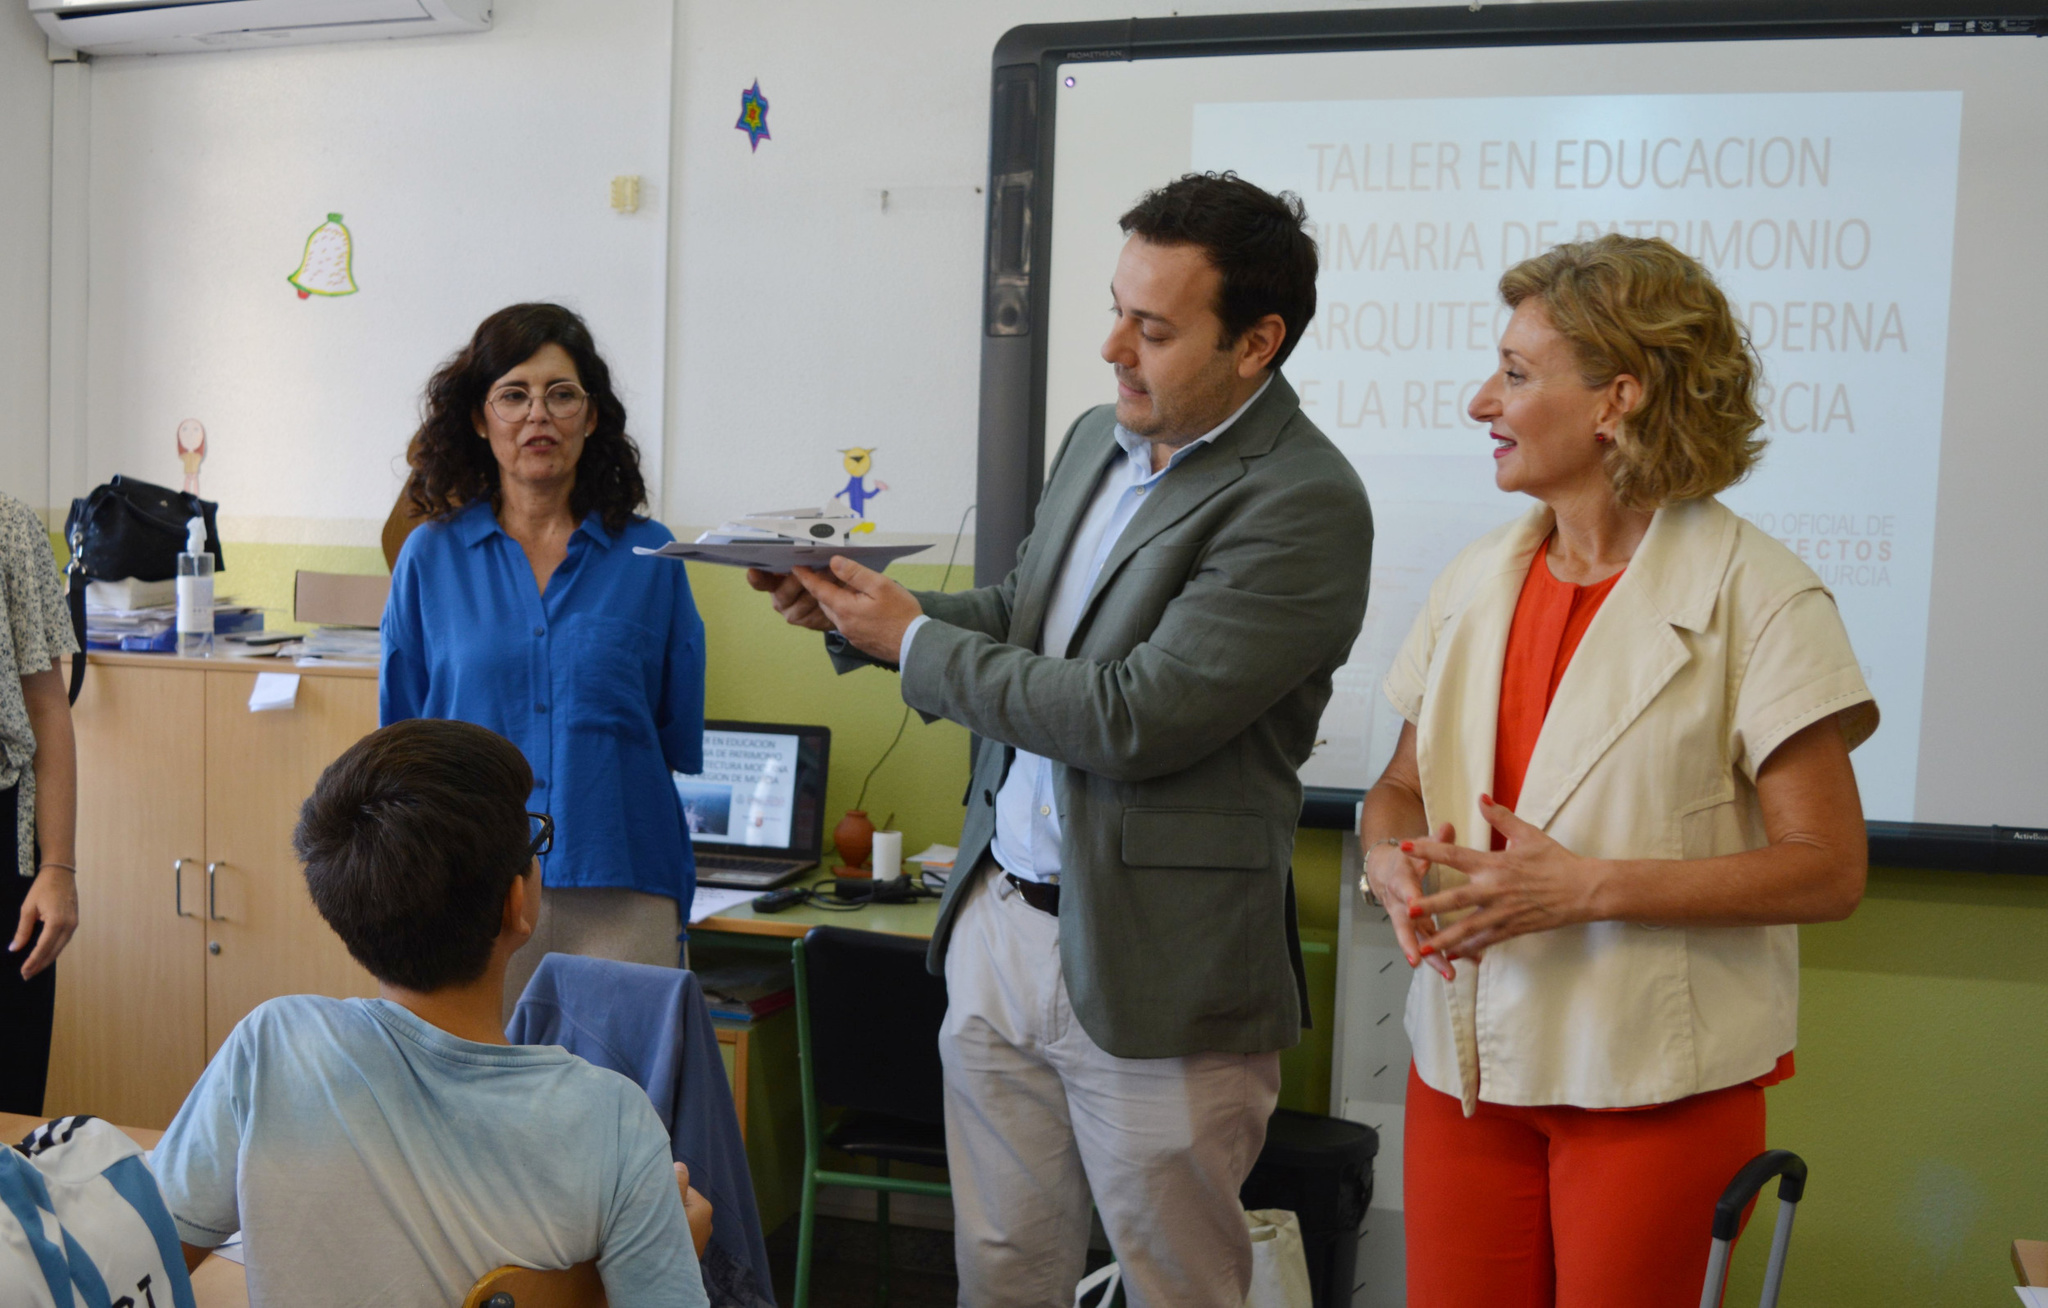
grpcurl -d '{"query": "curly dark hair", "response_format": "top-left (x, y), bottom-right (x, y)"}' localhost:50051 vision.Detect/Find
top-left (402, 303), bottom-right (648, 532)
top-left (1119, 172), bottom-right (1319, 371)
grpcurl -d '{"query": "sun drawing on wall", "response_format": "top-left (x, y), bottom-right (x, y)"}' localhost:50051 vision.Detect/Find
top-left (289, 213), bottom-right (358, 299)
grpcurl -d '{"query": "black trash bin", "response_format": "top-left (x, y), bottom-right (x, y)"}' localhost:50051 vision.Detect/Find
top-left (1239, 1108), bottom-right (1378, 1308)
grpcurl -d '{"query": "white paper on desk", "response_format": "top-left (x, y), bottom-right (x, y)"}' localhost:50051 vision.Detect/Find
top-left (212, 1232), bottom-right (246, 1265)
top-left (634, 540), bottom-right (929, 574)
top-left (908, 843), bottom-right (958, 869)
top-left (689, 886), bottom-right (759, 924)
top-left (2016, 1289), bottom-right (2048, 1306)
top-left (247, 672), bottom-right (300, 712)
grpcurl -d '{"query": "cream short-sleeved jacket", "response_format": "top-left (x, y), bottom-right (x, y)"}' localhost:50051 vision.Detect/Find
top-left (1385, 496), bottom-right (1877, 1114)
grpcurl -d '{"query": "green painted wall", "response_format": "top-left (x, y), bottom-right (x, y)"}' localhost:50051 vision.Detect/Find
top-left (213, 542), bottom-right (389, 633)
top-left (1725, 867), bottom-right (2048, 1303)
top-left (86, 534), bottom-right (2048, 1302)
top-left (688, 558), bottom-right (978, 878)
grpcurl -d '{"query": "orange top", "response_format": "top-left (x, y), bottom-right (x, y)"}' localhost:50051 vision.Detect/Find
top-left (1491, 542), bottom-right (1793, 1090)
top-left (1490, 545), bottom-right (1625, 833)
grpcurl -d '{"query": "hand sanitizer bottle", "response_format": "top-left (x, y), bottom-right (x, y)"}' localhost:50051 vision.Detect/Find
top-left (176, 516), bottom-right (214, 658)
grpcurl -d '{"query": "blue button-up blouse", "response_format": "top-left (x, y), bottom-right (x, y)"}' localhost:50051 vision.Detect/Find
top-left (380, 502), bottom-right (705, 903)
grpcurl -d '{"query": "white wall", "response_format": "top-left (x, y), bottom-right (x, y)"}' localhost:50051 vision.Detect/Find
top-left (0, 7), bottom-right (52, 518)
top-left (50, 0), bottom-right (1423, 545)
top-left (662, 0), bottom-right (1391, 540)
top-left (78, 0), bottom-right (674, 546)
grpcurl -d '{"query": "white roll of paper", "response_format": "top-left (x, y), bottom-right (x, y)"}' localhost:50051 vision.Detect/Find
top-left (872, 830), bottom-right (904, 882)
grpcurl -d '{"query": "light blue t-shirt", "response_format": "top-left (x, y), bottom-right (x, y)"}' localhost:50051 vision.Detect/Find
top-left (152, 995), bottom-right (708, 1308)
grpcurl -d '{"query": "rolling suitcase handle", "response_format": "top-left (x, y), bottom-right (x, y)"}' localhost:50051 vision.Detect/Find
top-left (1699, 1149), bottom-right (1807, 1308)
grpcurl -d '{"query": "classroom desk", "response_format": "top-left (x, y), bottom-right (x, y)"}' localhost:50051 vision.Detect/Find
top-left (696, 890), bottom-right (943, 945)
top-left (0, 1111), bottom-right (249, 1308)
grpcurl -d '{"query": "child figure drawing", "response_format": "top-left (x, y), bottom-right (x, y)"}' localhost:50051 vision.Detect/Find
top-left (833, 447), bottom-right (888, 519)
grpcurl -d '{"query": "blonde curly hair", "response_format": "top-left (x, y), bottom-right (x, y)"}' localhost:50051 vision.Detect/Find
top-left (1499, 235), bottom-right (1764, 511)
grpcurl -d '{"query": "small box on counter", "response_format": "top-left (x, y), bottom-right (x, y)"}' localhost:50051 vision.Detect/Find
top-left (294, 571), bottom-right (390, 628)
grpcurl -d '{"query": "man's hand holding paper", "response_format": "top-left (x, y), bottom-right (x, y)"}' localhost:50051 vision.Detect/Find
top-left (743, 567), bottom-right (832, 633)
top-left (787, 556), bottom-right (924, 662)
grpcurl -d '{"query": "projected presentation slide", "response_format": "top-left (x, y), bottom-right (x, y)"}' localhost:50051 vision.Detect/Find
top-left (1198, 91), bottom-right (1955, 820)
top-left (676, 729), bottom-right (801, 848)
top-left (1044, 36), bottom-right (2048, 827)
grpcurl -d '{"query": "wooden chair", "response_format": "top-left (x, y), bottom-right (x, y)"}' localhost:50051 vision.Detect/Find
top-left (461, 1261), bottom-right (606, 1308)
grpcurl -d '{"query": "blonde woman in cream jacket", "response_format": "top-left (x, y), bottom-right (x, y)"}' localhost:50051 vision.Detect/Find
top-left (1360, 235), bottom-right (1876, 1307)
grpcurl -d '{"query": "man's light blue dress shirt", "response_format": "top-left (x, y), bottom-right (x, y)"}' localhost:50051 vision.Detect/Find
top-left (901, 379), bottom-right (1270, 883)
top-left (381, 502), bottom-right (705, 904)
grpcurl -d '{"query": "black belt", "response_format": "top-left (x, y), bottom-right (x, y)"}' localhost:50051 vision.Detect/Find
top-left (1004, 872), bottom-right (1060, 917)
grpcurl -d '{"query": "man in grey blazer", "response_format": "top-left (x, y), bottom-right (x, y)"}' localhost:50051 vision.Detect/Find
top-left (752, 173), bottom-right (1371, 1307)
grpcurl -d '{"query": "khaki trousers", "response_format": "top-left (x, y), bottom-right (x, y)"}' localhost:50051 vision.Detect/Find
top-left (939, 864), bottom-right (1281, 1308)
top-left (501, 885), bottom-right (682, 1022)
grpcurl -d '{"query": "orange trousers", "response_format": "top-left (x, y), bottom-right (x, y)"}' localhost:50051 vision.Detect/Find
top-left (1403, 1063), bottom-right (1764, 1307)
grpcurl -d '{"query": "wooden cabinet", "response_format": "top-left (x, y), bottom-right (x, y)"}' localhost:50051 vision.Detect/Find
top-left (46, 655), bottom-right (380, 1127)
top-left (47, 661), bottom-right (209, 1128)
top-left (200, 667), bottom-right (382, 1057)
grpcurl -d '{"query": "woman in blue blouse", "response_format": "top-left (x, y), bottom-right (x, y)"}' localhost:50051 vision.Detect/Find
top-left (382, 303), bottom-right (705, 1012)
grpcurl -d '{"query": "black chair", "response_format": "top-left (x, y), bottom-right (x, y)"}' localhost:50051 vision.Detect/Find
top-left (791, 926), bottom-right (951, 1308)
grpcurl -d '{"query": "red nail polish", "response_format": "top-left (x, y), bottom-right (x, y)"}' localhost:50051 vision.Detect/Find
top-left (1419, 945), bottom-right (1435, 957)
top-left (1479, 794), bottom-right (1494, 806)
top-left (1408, 905), bottom-right (1425, 918)
top-left (1399, 841), bottom-right (1415, 853)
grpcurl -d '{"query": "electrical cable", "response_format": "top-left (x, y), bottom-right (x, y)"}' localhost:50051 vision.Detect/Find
top-left (850, 501), bottom-right (978, 812)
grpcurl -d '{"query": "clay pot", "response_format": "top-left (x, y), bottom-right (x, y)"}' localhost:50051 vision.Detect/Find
top-left (833, 809), bottom-right (875, 874)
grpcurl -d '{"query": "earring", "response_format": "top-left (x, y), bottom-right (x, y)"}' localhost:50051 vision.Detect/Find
top-left (1595, 432), bottom-right (1611, 444)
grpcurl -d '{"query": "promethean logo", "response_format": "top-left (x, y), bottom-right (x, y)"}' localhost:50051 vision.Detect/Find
top-left (1065, 48), bottom-right (1128, 61)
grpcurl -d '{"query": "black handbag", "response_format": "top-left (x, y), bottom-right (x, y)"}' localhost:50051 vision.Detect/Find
top-left (62, 476), bottom-right (225, 703)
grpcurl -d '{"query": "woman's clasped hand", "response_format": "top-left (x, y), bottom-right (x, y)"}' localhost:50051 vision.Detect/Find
top-left (1397, 796), bottom-right (1603, 964)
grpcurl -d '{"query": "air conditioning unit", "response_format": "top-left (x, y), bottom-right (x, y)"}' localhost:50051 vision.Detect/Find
top-left (31, 0), bottom-right (491, 57)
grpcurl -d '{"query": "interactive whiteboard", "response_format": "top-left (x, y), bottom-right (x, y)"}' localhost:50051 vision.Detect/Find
top-left (973, 4), bottom-right (2048, 868)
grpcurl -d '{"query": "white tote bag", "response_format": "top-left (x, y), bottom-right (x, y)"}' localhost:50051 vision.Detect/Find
top-left (1243, 1208), bottom-right (1315, 1308)
top-left (1072, 1208), bottom-right (1315, 1308)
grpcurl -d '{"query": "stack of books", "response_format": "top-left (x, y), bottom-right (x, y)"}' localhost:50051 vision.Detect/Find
top-left (296, 626), bottom-right (382, 664)
top-left (697, 961), bottom-right (795, 1024)
top-left (84, 579), bottom-right (263, 651)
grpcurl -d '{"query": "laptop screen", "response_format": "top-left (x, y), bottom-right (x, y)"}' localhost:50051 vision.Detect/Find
top-left (674, 721), bottom-right (830, 857)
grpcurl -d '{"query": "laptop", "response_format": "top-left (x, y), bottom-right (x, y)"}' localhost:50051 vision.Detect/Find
top-left (678, 720), bottom-right (831, 891)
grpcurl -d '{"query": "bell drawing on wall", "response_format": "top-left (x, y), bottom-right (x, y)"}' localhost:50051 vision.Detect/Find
top-left (289, 213), bottom-right (358, 299)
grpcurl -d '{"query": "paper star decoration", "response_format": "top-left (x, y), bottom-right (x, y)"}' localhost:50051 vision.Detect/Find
top-left (736, 80), bottom-right (771, 152)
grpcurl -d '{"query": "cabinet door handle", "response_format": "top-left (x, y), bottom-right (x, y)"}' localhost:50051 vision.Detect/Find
top-left (206, 861), bottom-right (225, 922)
top-left (174, 858), bottom-right (193, 917)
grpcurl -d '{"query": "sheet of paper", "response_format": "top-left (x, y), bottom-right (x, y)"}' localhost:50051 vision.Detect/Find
top-left (688, 886), bottom-right (759, 924)
top-left (634, 540), bottom-right (930, 573)
top-left (247, 672), bottom-right (300, 712)
top-left (2015, 1289), bottom-right (2048, 1307)
top-left (211, 1232), bottom-right (246, 1265)
top-left (908, 843), bottom-right (959, 869)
